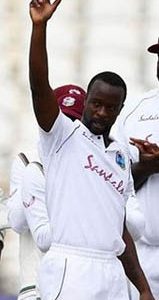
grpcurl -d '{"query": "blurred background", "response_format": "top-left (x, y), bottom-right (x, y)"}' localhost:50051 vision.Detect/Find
top-left (0, 0), bottom-right (159, 297)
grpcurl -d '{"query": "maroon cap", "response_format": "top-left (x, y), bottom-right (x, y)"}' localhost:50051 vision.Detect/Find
top-left (54, 84), bottom-right (86, 120)
top-left (147, 38), bottom-right (159, 54)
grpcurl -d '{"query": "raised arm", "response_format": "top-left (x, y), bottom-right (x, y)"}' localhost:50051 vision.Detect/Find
top-left (29, 0), bottom-right (62, 131)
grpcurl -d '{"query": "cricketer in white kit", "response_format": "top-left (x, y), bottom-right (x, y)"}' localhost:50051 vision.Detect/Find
top-left (7, 153), bottom-right (43, 300)
top-left (112, 86), bottom-right (159, 300)
top-left (28, 0), bottom-right (155, 299)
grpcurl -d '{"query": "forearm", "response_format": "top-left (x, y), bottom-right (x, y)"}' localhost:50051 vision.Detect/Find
top-left (29, 23), bottom-right (50, 93)
top-left (32, 224), bottom-right (51, 252)
top-left (29, 0), bottom-right (62, 130)
top-left (7, 191), bottom-right (28, 233)
top-left (24, 201), bottom-right (51, 252)
top-left (132, 161), bottom-right (159, 191)
top-left (119, 225), bottom-right (152, 296)
top-left (29, 21), bottom-right (59, 131)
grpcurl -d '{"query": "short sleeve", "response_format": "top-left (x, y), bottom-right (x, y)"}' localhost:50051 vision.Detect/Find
top-left (39, 110), bottom-right (76, 167)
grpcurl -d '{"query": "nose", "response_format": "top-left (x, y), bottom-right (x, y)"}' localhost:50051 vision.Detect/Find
top-left (97, 106), bottom-right (107, 117)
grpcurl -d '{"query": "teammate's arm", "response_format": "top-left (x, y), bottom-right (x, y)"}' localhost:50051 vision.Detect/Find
top-left (131, 161), bottom-right (157, 191)
top-left (130, 137), bottom-right (159, 191)
top-left (118, 223), bottom-right (155, 300)
top-left (29, 0), bottom-right (62, 132)
top-left (22, 163), bottom-right (51, 252)
top-left (7, 155), bottom-right (29, 233)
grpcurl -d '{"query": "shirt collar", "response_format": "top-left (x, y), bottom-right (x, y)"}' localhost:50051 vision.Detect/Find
top-left (74, 119), bottom-right (119, 151)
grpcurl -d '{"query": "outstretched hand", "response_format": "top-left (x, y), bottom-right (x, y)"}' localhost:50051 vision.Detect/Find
top-left (130, 137), bottom-right (159, 162)
top-left (29, 0), bottom-right (62, 24)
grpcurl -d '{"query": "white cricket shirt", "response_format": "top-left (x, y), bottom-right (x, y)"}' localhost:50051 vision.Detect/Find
top-left (40, 111), bottom-right (135, 256)
top-left (7, 154), bottom-right (42, 290)
top-left (114, 88), bottom-right (159, 245)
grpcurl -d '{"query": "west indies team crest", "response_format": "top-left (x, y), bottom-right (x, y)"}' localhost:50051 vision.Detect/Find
top-left (116, 151), bottom-right (126, 170)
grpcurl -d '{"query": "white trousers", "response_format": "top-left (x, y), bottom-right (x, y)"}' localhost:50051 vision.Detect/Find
top-left (38, 243), bottom-right (129, 300)
top-left (128, 241), bottom-right (159, 300)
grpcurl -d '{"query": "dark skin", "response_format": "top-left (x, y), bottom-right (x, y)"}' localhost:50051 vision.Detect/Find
top-left (29, 1), bottom-right (155, 299)
top-left (130, 135), bottom-right (159, 191)
top-left (29, 0), bottom-right (124, 137)
top-left (29, 0), bottom-right (61, 131)
top-left (82, 80), bottom-right (124, 147)
top-left (119, 223), bottom-right (152, 300)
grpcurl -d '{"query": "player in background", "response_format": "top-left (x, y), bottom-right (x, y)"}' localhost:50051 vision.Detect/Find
top-left (7, 151), bottom-right (42, 300)
top-left (7, 84), bottom-right (86, 300)
top-left (111, 38), bottom-right (159, 300)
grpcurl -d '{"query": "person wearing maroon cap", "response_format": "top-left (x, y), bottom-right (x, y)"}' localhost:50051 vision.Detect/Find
top-left (54, 84), bottom-right (86, 121)
top-left (111, 38), bottom-right (159, 300)
top-left (5, 82), bottom-right (85, 300)
top-left (28, 1), bottom-right (155, 300)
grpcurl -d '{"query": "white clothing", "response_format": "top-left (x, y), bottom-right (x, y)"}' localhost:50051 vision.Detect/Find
top-left (38, 244), bottom-right (129, 300)
top-left (0, 202), bottom-right (9, 230)
top-left (7, 153), bottom-right (42, 298)
top-left (39, 111), bottom-right (135, 300)
top-left (8, 154), bottom-right (28, 233)
top-left (112, 88), bottom-right (159, 298)
top-left (113, 88), bottom-right (159, 245)
top-left (19, 231), bottom-right (41, 291)
top-left (126, 195), bottom-right (145, 241)
top-left (0, 188), bottom-right (10, 230)
top-left (40, 111), bottom-right (135, 255)
top-left (128, 240), bottom-right (159, 300)
top-left (22, 162), bottom-right (51, 252)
